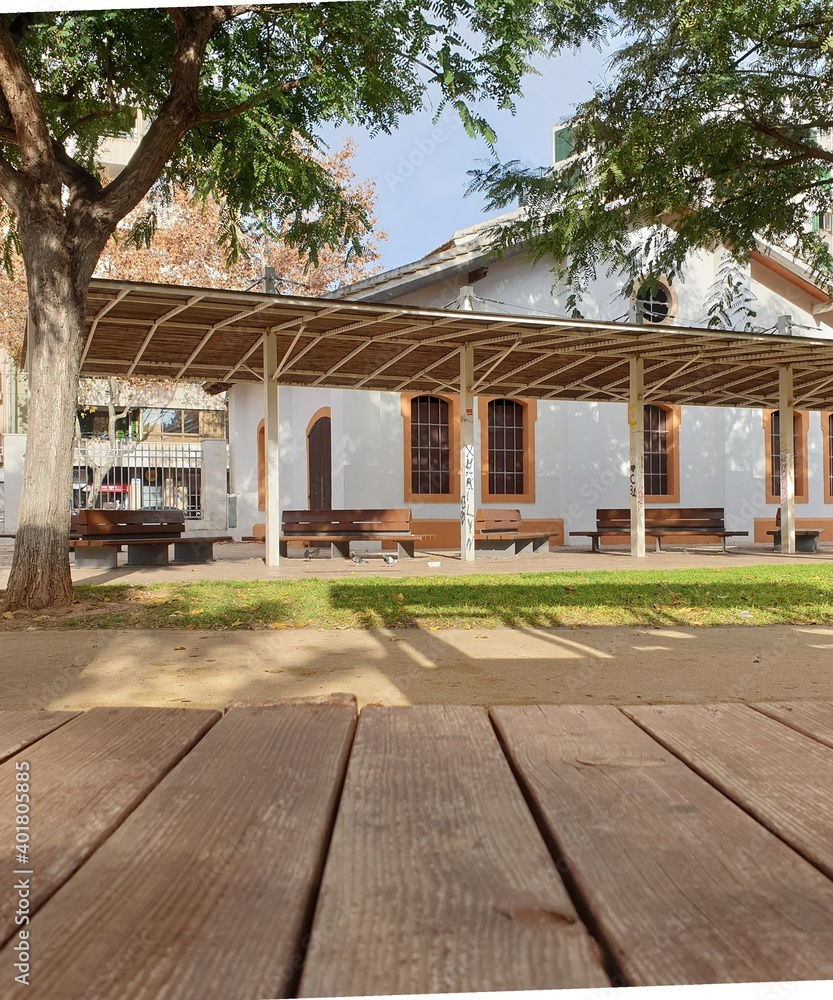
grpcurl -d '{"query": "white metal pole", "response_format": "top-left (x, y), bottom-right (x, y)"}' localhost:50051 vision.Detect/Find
top-left (460, 344), bottom-right (476, 561)
top-left (779, 366), bottom-right (796, 555)
top-left (629, 357), bottom-right (646, 557)
top-left (263, 332), bottom-right (281, 566)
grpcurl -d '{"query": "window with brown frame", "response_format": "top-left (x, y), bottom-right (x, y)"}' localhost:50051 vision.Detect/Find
top-left (644, 405), bottom-right (669, 496)
top-left (478, 398), bottom-right (536, 504)
top-left (825, 412), bottom-right (833, 503)
top-left (402, 394), bottom-right (459, 502)
top-left (487, 399), bottom-right (524, 495)
top-left (764, 409), bottom-right (808, 504)
top-left (642, 404), bottom-right (680, 504)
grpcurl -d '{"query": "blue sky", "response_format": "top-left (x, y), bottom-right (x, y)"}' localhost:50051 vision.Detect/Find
top-left (0, 1), bottom-right (611, 272)
top-left (325, 42), bottom-right (610, 270)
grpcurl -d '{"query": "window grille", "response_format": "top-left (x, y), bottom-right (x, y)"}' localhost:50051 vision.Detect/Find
top-left (643, 405), bottom-right (668, 496)
top-left (488, 399), bottom-right (524, 495)
top-left (410, 396), bottom-right (450, 495)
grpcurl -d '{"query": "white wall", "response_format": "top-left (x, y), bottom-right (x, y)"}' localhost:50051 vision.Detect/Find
top-left (2, 434), bottom-right (25, 534)
top-left (227, 238), bottom-right (833, 542)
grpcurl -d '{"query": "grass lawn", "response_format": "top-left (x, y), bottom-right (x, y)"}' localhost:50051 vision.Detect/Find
top-left (3, 564), bottom-right (833, 630)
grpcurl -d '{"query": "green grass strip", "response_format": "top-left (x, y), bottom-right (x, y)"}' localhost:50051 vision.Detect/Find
top-left (4, 564), bottom-right (833, 630)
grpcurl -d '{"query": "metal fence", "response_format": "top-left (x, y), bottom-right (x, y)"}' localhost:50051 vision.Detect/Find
top-left (72, 440), bottom-right (204, 519)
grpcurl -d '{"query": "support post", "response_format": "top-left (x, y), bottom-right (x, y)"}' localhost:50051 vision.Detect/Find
top-left (779, 366), bottom-right (796, 555)
top-left (263, 332), bottom-right (280, 566)
top-left (629, 357), bottom-right (646, 558)
top-left (460, 344), bottom-right (476, 561)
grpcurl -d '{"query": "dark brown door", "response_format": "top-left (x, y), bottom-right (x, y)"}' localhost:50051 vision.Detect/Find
top-left (307, 415), bottom-right (332, 510)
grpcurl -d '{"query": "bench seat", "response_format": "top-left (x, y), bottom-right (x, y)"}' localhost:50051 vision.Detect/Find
top-left (280, 509), bottom-right (433, 559)
top-left (570, 507), bottom-right (748, 552)
top-left (72, 509), bottom-right (229, 567)
top-left (766, 509), bottom-right (824, 552)
top-left (474, 509), bottom-right (550, 558)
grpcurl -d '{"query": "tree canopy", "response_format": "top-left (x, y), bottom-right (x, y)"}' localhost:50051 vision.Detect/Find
top-left (471, 0), bottom-right (833, 310)
top-left (0, 2), bottom-right (606, 609)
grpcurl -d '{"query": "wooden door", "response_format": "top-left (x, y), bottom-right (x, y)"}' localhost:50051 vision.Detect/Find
top-left (307, 415), bottom-right (332, 510)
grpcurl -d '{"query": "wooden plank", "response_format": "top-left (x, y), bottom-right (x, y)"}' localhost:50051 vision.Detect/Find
top-left (298, 705), bottom-right (609, 997)
top-left (0, 711), bottom-right (78, 764)
top-left (0, 702), bottom-right (356, 1000)
top-left (751, 701), bottom-right (833, 750)
top-left (492, 704), bottom-right (833, 986)
top-left (625, 703), bottom-right (833, 881)
top-left (0, 706), bottom-right (218, 949)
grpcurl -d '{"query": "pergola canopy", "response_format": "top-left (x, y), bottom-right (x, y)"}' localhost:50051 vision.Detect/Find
top-left (81, 278), bottom-right (833, 409)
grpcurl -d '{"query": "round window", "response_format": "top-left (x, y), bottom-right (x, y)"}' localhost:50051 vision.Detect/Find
top-left (636, 280), bottom-right (671, 323)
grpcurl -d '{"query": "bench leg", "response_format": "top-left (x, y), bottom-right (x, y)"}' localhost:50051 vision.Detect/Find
top-left (591, 536), bottom-right (600, 553)
top-left (172, 540), bottom-right (214, 563)
top-left (74, 547), bottom-right (118, 569)
top-left (279, 540), bottom-right (289, 558)
top-left (396, 541), bottom-right (415, 558)
top-left (654, 537), bottom-right (663, 553)
top-left (475, 539), bottom-right (516, 559)
top-left (797, 534), bottom-right (820, 553)
top-left (127, 544), bottom-right (170, 566)
top-left (531, 536), bottom-right (550, 554)
top-left (330, 540), bottom-right (351, 559)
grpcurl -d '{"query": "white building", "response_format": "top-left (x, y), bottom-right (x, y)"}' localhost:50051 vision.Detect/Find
top-left (227, 212), bottom-right (833, 550)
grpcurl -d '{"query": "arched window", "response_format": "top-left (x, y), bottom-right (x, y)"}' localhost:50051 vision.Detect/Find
top-left (644, 405), bottom-right (668, 496)
top-left (636, 279), bottom-right (674, 324)
top-left (642, 404), bottom-right (680, 503)
top-left (402, 394), bottom-right (459, 501)
top-left (478, 398), bottom-right (536, 503)
top-left (488, 399), bottom-right (524, 495)
top-left (765, 409), bottom-right (808, 503)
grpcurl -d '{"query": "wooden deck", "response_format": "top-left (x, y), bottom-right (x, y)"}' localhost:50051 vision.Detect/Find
top-left (2, 700), bottom-right (833, 997)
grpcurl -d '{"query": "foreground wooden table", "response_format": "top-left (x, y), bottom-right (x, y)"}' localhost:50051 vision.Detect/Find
top-left (1, 699), bottom-right (833, 998)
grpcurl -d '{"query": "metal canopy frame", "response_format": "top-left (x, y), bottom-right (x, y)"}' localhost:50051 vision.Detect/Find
top-left (78, 278), bottom-right (833, 561)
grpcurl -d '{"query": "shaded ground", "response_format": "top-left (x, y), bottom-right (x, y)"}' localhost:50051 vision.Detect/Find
top-left (2, 624), bottom-right (832, 711)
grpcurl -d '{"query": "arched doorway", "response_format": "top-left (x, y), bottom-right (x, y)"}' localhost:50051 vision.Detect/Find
top-left (307, 411), bottom-right (332, 510)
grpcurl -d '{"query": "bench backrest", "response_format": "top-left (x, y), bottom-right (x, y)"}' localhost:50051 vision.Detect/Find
top-left (475, 508), bottom-right (522, 534)
top-left (76, 508), bottom-right (185, 538)
top-left (596, 507), bottom-right (727, 530)
top-left (282, 509), bottom-right (412, 535)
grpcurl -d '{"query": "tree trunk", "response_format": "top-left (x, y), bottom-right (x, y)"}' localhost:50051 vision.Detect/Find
top-left (3, 222), bottom-right (93, 611)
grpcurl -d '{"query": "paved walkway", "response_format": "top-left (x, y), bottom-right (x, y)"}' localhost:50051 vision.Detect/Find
top-left (1, 542), bottom-right (832, 712)
top-left (4, 538), bottom-right (833, 584)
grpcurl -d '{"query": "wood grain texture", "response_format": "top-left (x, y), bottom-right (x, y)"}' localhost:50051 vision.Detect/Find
top-left (0, 703), bottom-right (356, 1000)
top-left (0, 706), bottom-right (218, 949)
top-left (492, 703), bottom-right (833, 986)
top-left (298, 705), bottom-right (609, 997)
top-left (624, 702), bottom-right (833, 880)
top-left (0, 710), bottom-right (78, 763)
top-left (751, 700), bottom-right (833, 749)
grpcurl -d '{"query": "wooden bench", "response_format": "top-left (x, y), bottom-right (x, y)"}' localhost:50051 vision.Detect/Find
top-left (280, 509), bottom-right (433, 559)
top-left (766, 508), bottom-right (823, 553)
top-left (569, 507), bottom-right (749, 552)
top-left (73, 509), bottom-right (230, 568)
top-left (474, 509), bottom-right (550, 558)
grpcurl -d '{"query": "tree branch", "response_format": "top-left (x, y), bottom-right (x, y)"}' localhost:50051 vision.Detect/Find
top-left (743, 115), bottom-right (833, 164)
top-left (58, 108), bottom-right (123, 144)
top-left (195, 78), bottom-right (305, 123)
top-left (0, 151), bottom-right (23, 212)
top-left (97, 7), bottom-right (234, 225)
top-left (0, 19), bottom-right (57, 181)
